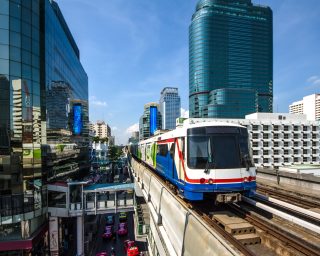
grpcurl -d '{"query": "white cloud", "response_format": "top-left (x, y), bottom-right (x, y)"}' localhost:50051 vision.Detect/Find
top-left (307, 75), bottom-right (319, 83)
top-left (126, 123), bottom-right (139, 134)
top-left (90, 96), bottom-right (107, 107)
top-left (112, 126), bottom-right (118, 131)
top-left (181, 108), bottom-right (189, 118)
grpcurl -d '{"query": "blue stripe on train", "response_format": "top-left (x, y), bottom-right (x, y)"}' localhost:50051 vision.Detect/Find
top-left (155, 151), bottom-right (256, 200)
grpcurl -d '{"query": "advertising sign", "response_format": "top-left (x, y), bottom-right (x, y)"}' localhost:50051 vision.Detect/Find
top-left (150, 106), bottom-right (157, 135)
top-left (73, 104), bottom-right (82, 135)
top-left (49, 216), bottom-right (59, 254)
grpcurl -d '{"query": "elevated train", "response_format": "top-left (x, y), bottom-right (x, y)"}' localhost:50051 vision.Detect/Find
top-left (130, 119), bottom-right (256, 203)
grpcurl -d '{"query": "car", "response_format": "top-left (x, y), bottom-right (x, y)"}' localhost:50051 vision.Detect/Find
top-left (105, 215), bottom-right (114, 225)
top-left (96, 252), bottom-right (108, 256)
top-left (127, 246), bottom-right (140, 256)
top-left (119, 212), bottom-right (127, 222)
top-left (102, 225), bottom-right (114, 239)
top-left (117, 222), bottom-right (128, 236)
top-left (124, 240), bottom-right (135, 251)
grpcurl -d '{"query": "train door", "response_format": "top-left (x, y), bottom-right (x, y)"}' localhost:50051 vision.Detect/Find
top-left (176, 137), bottom-right (185, 183)
top-left (169, 142), bottom-right (176, 179)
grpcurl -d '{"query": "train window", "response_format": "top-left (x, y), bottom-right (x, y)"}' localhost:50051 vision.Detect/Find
top-left (157, 144), bottom-right (168, 157)
top-left (169, 143), bottom-right (175, 158)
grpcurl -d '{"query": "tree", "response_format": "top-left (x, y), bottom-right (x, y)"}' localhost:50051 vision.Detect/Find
top-left (108, 145), bottom-right (121, 162)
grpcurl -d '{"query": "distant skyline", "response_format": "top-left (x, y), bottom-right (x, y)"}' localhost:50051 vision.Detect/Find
top-left (57, 0), bottom-right (320, 144)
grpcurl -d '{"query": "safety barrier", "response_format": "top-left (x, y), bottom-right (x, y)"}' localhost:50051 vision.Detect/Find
top-left (130, 158), bottom-right (240, 256)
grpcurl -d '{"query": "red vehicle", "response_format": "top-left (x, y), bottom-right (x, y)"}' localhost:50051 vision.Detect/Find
top-left (96, 252), bottom-right (108, 256)
top-left (117, 222), bottom-right (128, 236)
top-left (124, 240), bottom-right (140, 256)
top-left (102, 225), bottom-right (114, 239)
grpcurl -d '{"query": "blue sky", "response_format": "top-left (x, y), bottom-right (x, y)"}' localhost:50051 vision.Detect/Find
top-left (57, 0), bottom-right (320, 145)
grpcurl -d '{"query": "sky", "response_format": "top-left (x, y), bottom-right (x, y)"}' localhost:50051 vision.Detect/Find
top-left (56, 0), bottom-right (320, 145)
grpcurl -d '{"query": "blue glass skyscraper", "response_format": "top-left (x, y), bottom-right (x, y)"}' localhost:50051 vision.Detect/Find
top-left (189, 0), bottom-right (273, 118)
top-left (160, 87), bottom-right (181, 130)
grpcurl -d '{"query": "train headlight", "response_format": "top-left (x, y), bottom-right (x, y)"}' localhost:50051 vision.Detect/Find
top-left (200, 178), bottom-right (205, 184)
top-left (243, 177), bottom-right (248, 182)
top-left (208, 179), bottom-right (213, 184)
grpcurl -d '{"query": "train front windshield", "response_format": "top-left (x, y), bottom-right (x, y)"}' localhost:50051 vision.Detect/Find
top-left (187, 126), bottom-right (251, 169)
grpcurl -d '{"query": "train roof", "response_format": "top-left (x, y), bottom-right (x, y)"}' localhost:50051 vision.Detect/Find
top-left (139, 119), bottom-right (246, 144)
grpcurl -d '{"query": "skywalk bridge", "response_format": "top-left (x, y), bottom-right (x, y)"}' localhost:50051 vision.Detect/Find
top-left (47, 180), bottom-right (135, 255)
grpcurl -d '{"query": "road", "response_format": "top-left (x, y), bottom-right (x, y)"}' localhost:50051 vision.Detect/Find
top-left (94, 212), bottom-right (135, 256)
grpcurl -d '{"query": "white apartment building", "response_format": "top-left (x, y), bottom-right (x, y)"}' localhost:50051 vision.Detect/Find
top-left (289, 94), bottom-right (320, 121)
top-left (93, 120), bottom-right (111, 139)
top-left (187, 113), bottom-right (320, 168)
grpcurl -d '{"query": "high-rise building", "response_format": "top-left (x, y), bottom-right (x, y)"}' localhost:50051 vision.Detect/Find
top-left (289, 94), bottom-right (320, 121)
top-left (189, 0), bottom-right (273, 118)
top-left (139, 103), bottom-right (162, 140)
top-left (159, 87), bottom-right (181, 130)
top-left (93, 120), bottom-right (111, 139)
top-left (0, 1), bottom-right (88, 254)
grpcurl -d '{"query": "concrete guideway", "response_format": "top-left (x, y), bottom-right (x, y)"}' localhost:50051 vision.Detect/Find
top-left (130, 158), bottom-right (241, 256)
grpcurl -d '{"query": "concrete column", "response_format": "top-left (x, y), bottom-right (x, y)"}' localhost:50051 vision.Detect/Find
top-left (76, 215), bottom-right (84, 256)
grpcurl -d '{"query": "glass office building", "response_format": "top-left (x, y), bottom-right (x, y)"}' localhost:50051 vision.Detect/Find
top-left (0, 0), bottom-right (88, 254)
top-left (139, 103), bottom-right (162, 140)
top-left (189, 0), bottom-right (273, 118)
top-left (159, 87), bottom-right (181, 130)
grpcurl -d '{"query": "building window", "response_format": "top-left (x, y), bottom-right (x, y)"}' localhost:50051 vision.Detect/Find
top-left (284, 150), bottom-right (289, 155)
top-left (294, 134), bottom-right (299, 139)
top-left (303, 157), bottom-right (308, 162)
top-left (263, 134), bottom-right (269, 139)
top-left (274, 158), bottom-right (279, 163)
top-left (252, 134), bottom-right (259, 139)
top-left (252, 142), bottom-right (258, 147)
top-left (303, 126), bottom-right (308, 131)
top-left (252, 125), bottom-right (259, 131)
top-left (253, 150), bottom-right (259, 155)
top-left (284, 126), bottom-right (289, 131)
top-left (303, 149), bottom-right (308, 154)
top-left (284, 158), bottom-right (289, 163)
top-left (274, 142), bottom-right (279, 147)
top-left (284, 134), bottom-right (289, 139)
top-left (263, 125), bottom-right (269, 131)
top-left (274, 134), bottom-right (279, 139)
top-left (294, 142), bottom-right (299, 147)
top-left (303, 142), bottom-right (308, 147)
top-left (263, 158), bottom-right (269, 163)
top-left (284, 142), bottom-right (289, 147)
top-left (274, 150), bottom-right (279, 155)
top-left (263, 142), bottom-right (269, 147)
top-left (294, 150), bottom-right (299, 154)
top-left (263, 150), bottom-right (269, 155)
top-left (294, 157), bottom-right (299, 162)
top-left (294, 126), bottom-right (299, 131)
top-left (303, 134), bottom-right (308, 139)
top-left (274, 125), bottom-right (279, 131)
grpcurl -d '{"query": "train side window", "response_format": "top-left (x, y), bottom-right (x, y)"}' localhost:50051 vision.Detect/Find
top-left (157, 144), bottom-right (168, 157)
top-left (169, 143), bottom-right (175, 158)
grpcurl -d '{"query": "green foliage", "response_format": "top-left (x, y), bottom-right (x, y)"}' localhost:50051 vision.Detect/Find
top-left (93, 136), bottom-right (108, 143)
top-left (108, 145), bottom-right (122, 162)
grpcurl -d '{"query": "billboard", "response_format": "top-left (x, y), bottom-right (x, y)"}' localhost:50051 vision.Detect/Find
top-left (150, 106), bottom-right (157, 135)
top-left (73, 104), bottom-right (82, 135)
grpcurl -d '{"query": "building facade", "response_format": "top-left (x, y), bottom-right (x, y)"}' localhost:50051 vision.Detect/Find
top-left (289, 94), bottom-right (320, 121)
top-left (0, 1), bottom-right (88, 254)
top-left (159, 87), bottom-right (181, 130)
top-left (93, 120), bottom-right (111, 139)
top-left (139, 103), bottom-right (162, 140)
top-left (189, 0), bottom-right (273, 118)
top-left (185, 113), bottom-right (320, 168)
